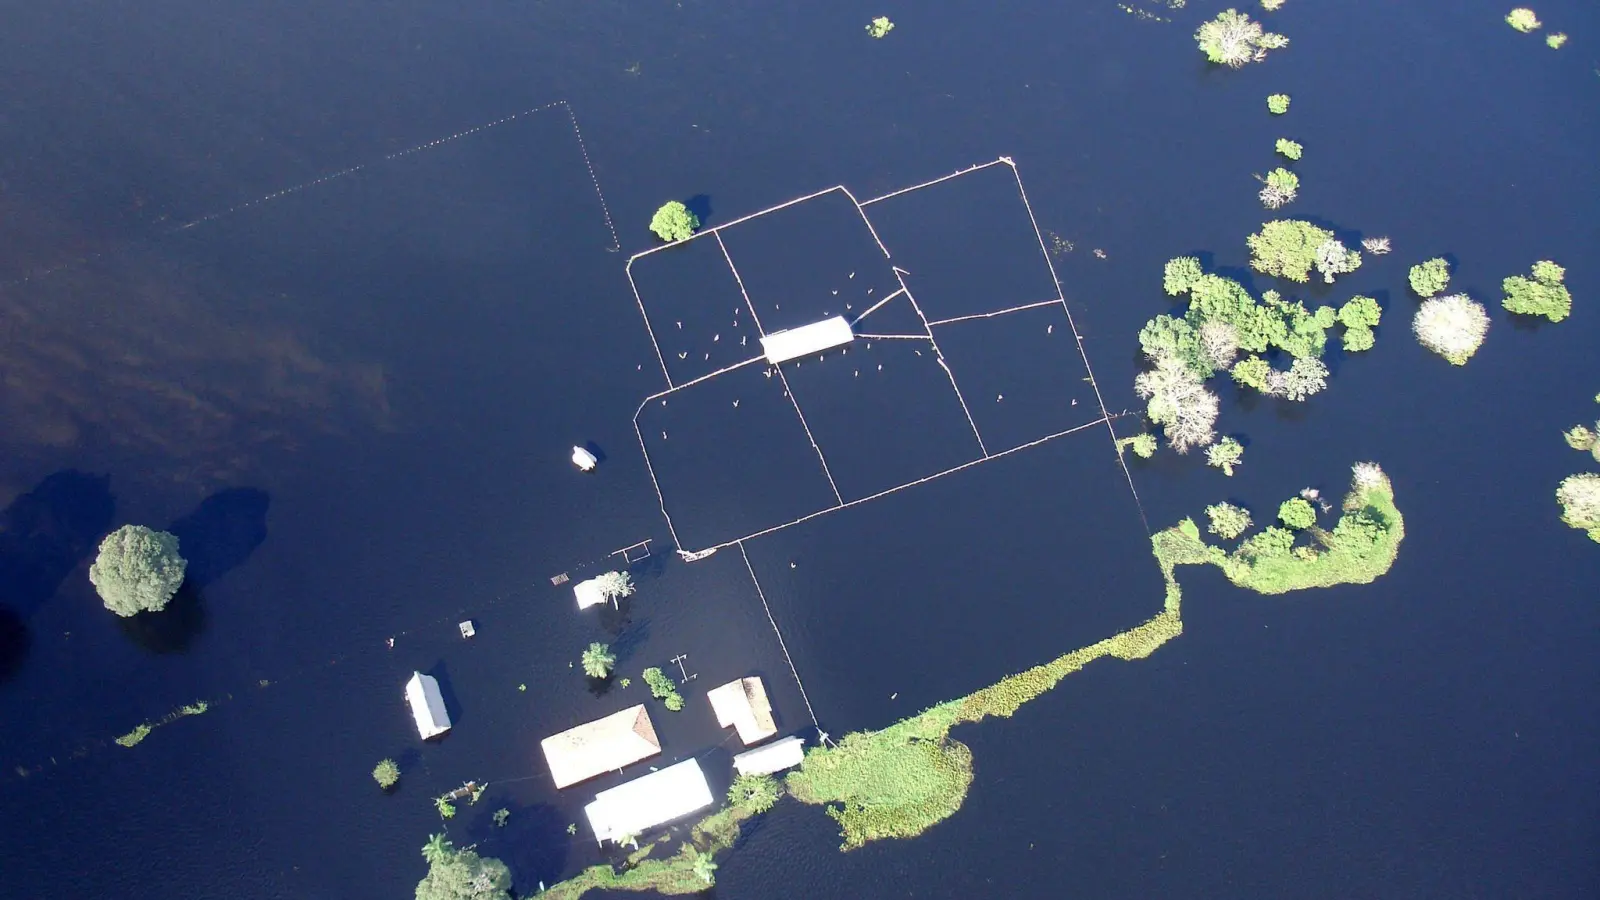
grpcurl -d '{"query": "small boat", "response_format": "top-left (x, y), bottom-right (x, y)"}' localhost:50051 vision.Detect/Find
top-left (572, 446), bottom-right (598, 472)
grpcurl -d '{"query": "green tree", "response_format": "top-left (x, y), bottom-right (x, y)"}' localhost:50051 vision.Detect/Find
top-left (1275, 138), bottom-right (1303, 160)
top-left (866, 16), bottom-right (894, 38)
top-left (1408, 258), bottom-right (1450, 298)
top-left (1163, 257), bottom-right (1205, 296)
top-left (89, 525), bottom-right (187, 617)
top-left (1506, 8), bottom-right (1541, 32)
top-left (1206, 437), bottom-right (1245, 476)
top-left (581, 642), bottom-right (617, 679)
top-left (1564, 425), bottom-right (1596, 452)
top-left (1247, 220), bottom-right (1335, 283)
top-left (643, 666), bottom-right (686, 711)
top-left (1129, 433), bottom-right (1158, 459)
top-left (1278, 498), bottom-right (1317, 530)
top-left (1231, 355), bottom-right (1272, 391)
top-left (1501, 260), bottom-right (1571, 322)
top-left (1339, 296), bottom-right (1382, 328)
top-left (1195, 9), bottom-right (1288, 67)
top-left (1206, 503), bottom-right (1253, 540)
top-left (1258, 168), bottom-right (1299, 209)
top-left (373, 759), bottom-right (400, 789)
top-left (1547, 32), bottom-right (1567, 48)
top-left (691, 849), bottom-right (719, 885)
top-left (728, 773), bottom-right (781, 813)
top-left (1267, 93), bottom-right (1291, 114)
top-left (415, 836), bottom-right (512, 900)
top-left (650, 202), bottom-right (700, 242)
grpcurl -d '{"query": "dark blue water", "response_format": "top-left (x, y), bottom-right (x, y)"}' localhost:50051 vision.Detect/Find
top-left (2, 0), bottom-right (1597, 897)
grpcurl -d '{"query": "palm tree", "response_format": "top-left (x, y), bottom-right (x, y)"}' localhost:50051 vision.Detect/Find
top-left (593, 570), bottom-right (635, 603)
top-left (691, 849), bottom-right (718, 885)
top-left (581, 642), bottom-right (616, 679)
top-left (422, 833), bottom-right (453, 866)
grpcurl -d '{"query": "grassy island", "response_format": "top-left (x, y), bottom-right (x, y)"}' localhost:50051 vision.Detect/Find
top-left (1155, 462), bottom-right (1404, 594)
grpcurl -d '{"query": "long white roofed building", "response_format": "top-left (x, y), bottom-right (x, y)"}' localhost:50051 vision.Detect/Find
top-left (405, 672), bottom-right (452, 740)
top-left (584, 758), bottom-right (715, 844)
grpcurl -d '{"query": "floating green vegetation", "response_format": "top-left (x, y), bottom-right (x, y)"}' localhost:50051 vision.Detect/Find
top-left (417, 834), bottom-right (511, 900)
top-left (1258, 167), bottom-right (1299, 209)
top-left (1261, 0), bottom-right (1285, 10)
top-left (177, 700), bottom-right (208, 716)
top-left (1338, 295), bottom-right (1383, 352)
top-left (1546, 32), bottom-right (1567, 48)
top-left (866, 16), bottom-right (894, 38)
top-left (787, 598), bottom-right (1183, 850)
top-left (373, 758), bottom-right (400, 790)
top-left (1195, 9), bottom-right (1288, 68)
top-left (1501, 260), bottom-right (1571, 322)
top-left (1247, 220), bottom-right (1359, 284)
top-left (642, 667), bottom-right (684, 711)
top-left (1267, 93), bottom-right (1291, 114)
top-left (1117, 433), bottom-right (1158, 458)
top-left (114, 723), bottom-right (152, 748)
top-left (581, 642), bottom-right (616, 679)
top-left (90, 524), bottom-right (187, 617)
top-left (1160, 463), bottom-right (1404, 595)
top-left (1414, 294), bottom-right (1490, 365)
top-left (1408, 257), bottom-right (1451, 298)
top-left (493, 807), bottom-right (510, 827)
top-left (1275, 138), bottom-right (1303, 160)
top-left (436, 797), bottom-right (456, 819)
top-left (1207, 502), bottom-right (1253, 539)
top-left (1207, 437), bottom-right (1244, 475)
top-left (1506, 8), bottom-right (1541, 32)
top-left (649, 202), bottom-right (699, 243)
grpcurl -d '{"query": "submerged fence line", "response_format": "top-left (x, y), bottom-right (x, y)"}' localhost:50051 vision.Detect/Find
top-left (897, 274), bottom-right (990, 458)
top-left (925, 299), bottom-right (1063, 328)
top-left (1001, 159), bottom-right (1150, 531)
top-left (857, 157), bottom-right (1013, 207)
top-left (738, 541), bottom-right (824, 735)
top-left (848, 287), bottom-right (908, 325)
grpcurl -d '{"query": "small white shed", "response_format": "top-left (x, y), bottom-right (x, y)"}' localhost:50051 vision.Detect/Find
top-left (573, 577), bottom-right (607, 610)
top-left (405, 671), bottom-right (451, 740)
top-left (572, 446), bottom-right (598, 471)
top-left (732, 735), bottom-right (806, 776)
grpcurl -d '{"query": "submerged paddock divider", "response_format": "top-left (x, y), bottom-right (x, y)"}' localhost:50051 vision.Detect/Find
top-left (896, 272), bottom-right (989, 458)
top-left (717, 232), bottom-right (846, 506)
top-left (631, 410), bottom-right (687, 551)
top-left (626, 260), bottom-right (675, 389)
top-left (855, 333), bottom-right (931, 341)
top-left (738, 541), bottom-right (823, 733)
top-left (694, 416), bottom-right (1111, 555)
top-left (839, 187), bottom-right (894, 259)
top-left (1003, 160), bottom-right (1150, 531)
top-left (857, 157), bottom-right (1012, 207)
top-left (627, 185), bottom-right (850, 265)
top-left (849, 287), bottom-right (907, 326)
top-left (925, 299), bottom-right (1062, 327)
top-left (559, 102), bottom-right (621, 251)
top-left (638, 354), bottom-right (766, 405)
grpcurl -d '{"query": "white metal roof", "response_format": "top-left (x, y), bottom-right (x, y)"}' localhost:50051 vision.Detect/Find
top-left (706, 677), bottom-right (778, 745)
top-left (405, 672), bottom-right (452, 740)
top-left (584, 758), bottom-right (715, 844)
top-left (541, 704), bottom-right (661, 789)
top-left (760, 316), bottom-right (854, 364)
top-left (573, 578), bottom-right (607, 610)
top-left (733, 735), bottom-right (806, 776)
top-left (572, 446), bottom-right (598, 471)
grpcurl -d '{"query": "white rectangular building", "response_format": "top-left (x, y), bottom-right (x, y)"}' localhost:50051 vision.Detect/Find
top-left (573, 577), bottom-right (607, 610)
top-left (760, 316), bottom-right (854, 364)
top-left (732, 735), bottom-right (806, 776)
top-left (405, 671), bottom-right (452, 740)
top-left (706, 676), bottom-right (778, 745)
top-left (584, 758), bottom-right (715, 844)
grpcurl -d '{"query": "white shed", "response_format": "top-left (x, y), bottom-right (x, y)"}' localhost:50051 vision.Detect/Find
top-left (405, 671), bottom-right (451, 740)
top-left (572, 446), bottom-right (598, 471)
top-left (573, 577), bottom-right (607, 610)
top-left (732, 735), bottom-right (806, 776)
top-left (584, 758), bottom-right (715, 844)
top-left (760, 316), bottom-right (854, 364)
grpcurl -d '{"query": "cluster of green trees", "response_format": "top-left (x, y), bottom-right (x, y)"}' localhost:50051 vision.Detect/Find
top-left (1559, 393), bottom-right (1600, 543)
top-left (1258, 168), bottom-right (1299, 209)
top-left (1267, 93), bottom-right (1291, 115)
top-left (1274, 138), bottom-right (1303, 160)
top-left (1195, 9), bottom-right (1288, 67)
top-left (416, 835), bottom-right (512, 900)
top-left (1502, 260), bottom-right (1571, 322)
top-left (1338, 296), bottom-right (1383, 352)
top-left (1409, 257), bottom-right (1451, 297)
top-left (1246, 220), bottom-right (1359, 284)
top-left (866, 16), bottom-right (894, 38)
top-left (642, 667), bottom-right (684, 711)
top-left (88, 525), bottom-right (187, 617)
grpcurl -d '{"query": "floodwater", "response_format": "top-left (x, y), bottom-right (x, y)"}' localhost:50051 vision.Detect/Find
top-left (1, 1), bottom-right (1597, 898)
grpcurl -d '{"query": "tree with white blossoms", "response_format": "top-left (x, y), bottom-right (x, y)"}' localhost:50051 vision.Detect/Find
top-left (1313, 239), bottom-right (1362, 283)
top-left (1414, 294), bottom-right (1489, 365)
top-left (1557, 475), bottom-right (1600, 543)
top-left (1135, 354), bottom-right (1220, 453)
top-left (1195, 9), bottom-right (1289, 67)
top-left (1263, 356), bottom-right (1328, 400)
